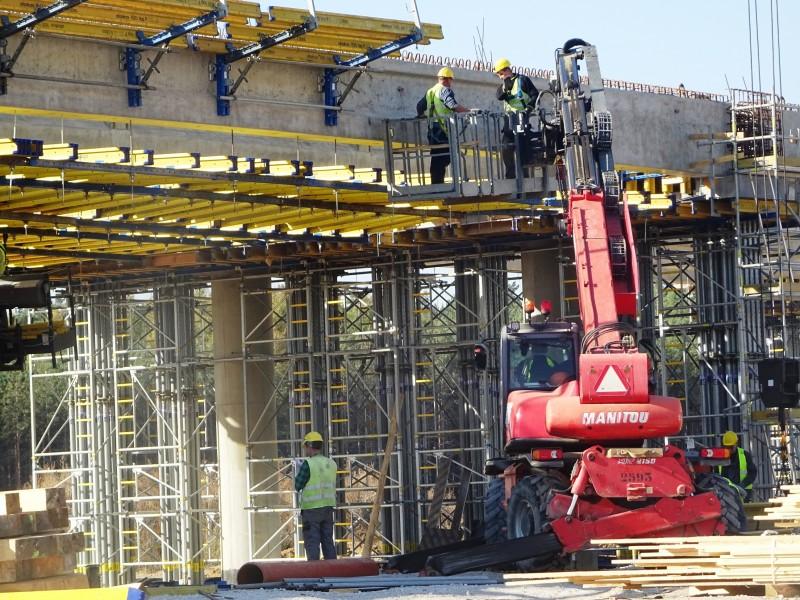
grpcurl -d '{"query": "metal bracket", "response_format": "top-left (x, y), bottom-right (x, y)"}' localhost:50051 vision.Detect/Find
top-left (125, 2), bottom-right (228, 107)
top-left (214, 16), bottom-right (318, 116)
top-left (0, 0), bottom-right (87, 95)
top-left (0, 0), bottom-right (87, 39)
top-left (322, 28), bottom-right (422, 126)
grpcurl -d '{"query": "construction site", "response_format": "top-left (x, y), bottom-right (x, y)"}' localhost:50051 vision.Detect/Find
top-left (0, 0), bottom-right (798, 598)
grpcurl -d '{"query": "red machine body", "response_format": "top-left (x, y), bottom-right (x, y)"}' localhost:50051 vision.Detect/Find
top-left (483, 39), bottom-right (742, 565)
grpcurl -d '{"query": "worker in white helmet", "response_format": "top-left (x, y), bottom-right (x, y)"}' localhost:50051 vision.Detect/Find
top-left (416, 66), bottom-right (470, 184)
top-left (493, 57), bottom-right (539, 179)
top-left (295, 431), bottom-right (338, 560)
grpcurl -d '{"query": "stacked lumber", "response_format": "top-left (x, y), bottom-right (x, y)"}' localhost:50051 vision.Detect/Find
top-left (753, 485), bottom-right (800, 528)
top-left (504, 534), bottom-right (800, 591)
top-left (0, 488), bottom-right (88, 593)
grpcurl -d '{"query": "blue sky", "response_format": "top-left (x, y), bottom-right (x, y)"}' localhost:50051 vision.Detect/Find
top-left (263, 0), bottom-right (797, 102)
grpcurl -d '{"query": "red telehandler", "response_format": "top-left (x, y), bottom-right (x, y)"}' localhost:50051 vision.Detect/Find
top-left (420, 40), bottom-right (747, 575)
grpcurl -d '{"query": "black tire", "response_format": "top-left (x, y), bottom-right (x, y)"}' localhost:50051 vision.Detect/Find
top-left (562, 38), bottom-right (589, 53)
top-left (506, 474), bottom-right (564, 570)
top-left (483, 478), bottom-right (507, 544)
top-left (696, 473), bottom-right (747, 533)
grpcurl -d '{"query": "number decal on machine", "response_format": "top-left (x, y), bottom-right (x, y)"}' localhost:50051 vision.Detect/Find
top-left (620, 472), bottom-right (653, 483)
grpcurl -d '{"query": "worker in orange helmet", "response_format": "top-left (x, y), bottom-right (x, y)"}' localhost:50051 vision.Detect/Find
top-left (416, 66), bottom-right (470, 184)
top-left (717, 430), bottom-right (757, 502)
top-left (295, 431), bottom-right (338, 560)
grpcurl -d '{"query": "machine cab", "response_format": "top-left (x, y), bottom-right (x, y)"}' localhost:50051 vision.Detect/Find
top-left (501, 321), bottom-right (579, 400)
top-left (499, 321), bottom-right (581, 453)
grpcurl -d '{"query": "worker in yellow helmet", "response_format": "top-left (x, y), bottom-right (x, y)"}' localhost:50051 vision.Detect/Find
top-left (716, 430), bottom-right (757, 501)
top-left (416, 66), bottom-right (470, 184)
top-left (295, 431), bottom-right (338, 560)
top-left (493, 57), bottom-right (539, 179)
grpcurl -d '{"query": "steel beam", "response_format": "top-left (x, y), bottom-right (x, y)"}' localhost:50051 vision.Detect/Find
top-left (0, 0), bottom-right (88, 39)
top-left (7, 173), bottom-right (461, 220)
top-left (126, 2), bottom-right (227, 107)
top-left (25, 158), bottom-right (386, 193)
top-left (0, 208), bottom-right (361, 245)
top-left (322, 27), bottom-right (422, 126)
top-left (6, 245), bottom-right (143, 262)
top-left (215, 3), bottom-right (317, 116)
top-left (0, 0), bottom-right (89, 95)
top-left (1, 225), bottom-right (231, 248)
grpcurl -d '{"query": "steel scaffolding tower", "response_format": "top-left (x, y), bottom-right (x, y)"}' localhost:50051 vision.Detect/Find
top-left (240, 254), bottom-right (517, 558)
top-left (638, 230), bottom-right (743, 443)
top-left (732, 90), bottom-right (800, 490)
top-left (28, 198), bottom-right (800, 580)
top-left (29, 280), bottom-right (219, 585)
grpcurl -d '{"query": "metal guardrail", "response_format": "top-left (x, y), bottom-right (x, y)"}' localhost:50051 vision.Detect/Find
top-left (384, 111), bottom-right (555, 200)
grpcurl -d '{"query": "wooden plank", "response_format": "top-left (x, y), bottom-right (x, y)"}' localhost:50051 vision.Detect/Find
top-left (0, 553), bottom-right (78, 583)
top-left (0, 489), bottom-right (65, 516)
top-left (0, 532), bottom-right (84, 562)
top-left (361, 394), bottom-right (400, 557)
top-left (0, 508), bottom-right (69, 539)
top-left (0, 571), bottom-right (87, 592)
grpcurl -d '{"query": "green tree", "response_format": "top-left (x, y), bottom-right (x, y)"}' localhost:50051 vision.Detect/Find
top-left (0, 368), bottom-right (30, 489)
top-left (0, 361), bottom-right (69, 491)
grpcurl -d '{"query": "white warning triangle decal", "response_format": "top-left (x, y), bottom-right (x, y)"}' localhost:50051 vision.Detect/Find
top-left (595, 366), bottom-right (629, 393)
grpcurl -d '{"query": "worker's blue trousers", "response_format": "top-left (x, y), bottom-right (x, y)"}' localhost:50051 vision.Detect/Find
top-left (301, 506), bottom-right (336, 560)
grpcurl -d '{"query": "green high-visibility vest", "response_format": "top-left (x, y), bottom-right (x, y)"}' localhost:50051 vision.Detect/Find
top-left (503, 76), bottom-right (532, 113)
top-left (717, 447), bottom-right (752, 490)
top-left (426, 83), bottom-right (454, 129)
top-left (301, 454), bottom-right (337, 510)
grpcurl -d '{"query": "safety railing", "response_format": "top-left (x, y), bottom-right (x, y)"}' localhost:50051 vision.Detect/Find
top-left (384, 111), bottom-right (555, 200)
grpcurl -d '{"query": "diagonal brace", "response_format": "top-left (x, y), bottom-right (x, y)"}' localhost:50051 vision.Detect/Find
top-left (126, 2), bottom-right (228, 108)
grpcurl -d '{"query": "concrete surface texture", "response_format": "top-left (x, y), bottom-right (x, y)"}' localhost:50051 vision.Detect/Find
top-left (0, 33), bottom-right (769, 175)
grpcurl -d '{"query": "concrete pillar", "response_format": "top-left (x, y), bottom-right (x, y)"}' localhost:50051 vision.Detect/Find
top-left (213, 279), bottom-right (278, 582)
top-left (521, 248), bottom-right (563, 320)
top-left (212, 279), bottom-right (249, 583)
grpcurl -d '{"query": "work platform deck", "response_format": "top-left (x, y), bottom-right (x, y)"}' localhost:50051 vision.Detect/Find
top-left (0, 132), bottom-right (784, 276)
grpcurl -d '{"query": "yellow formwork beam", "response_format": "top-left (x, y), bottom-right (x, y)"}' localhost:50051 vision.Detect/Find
top-left (266, 6), bottom-right (443, 40)
top-left (1, 1), bottom-right (215, 31)
top-left (97, 0), bottom-right (261, 19)
top-left (0, 1), bottom-right (440, 58)
top-left (0, 106), bottom-right (385, 148)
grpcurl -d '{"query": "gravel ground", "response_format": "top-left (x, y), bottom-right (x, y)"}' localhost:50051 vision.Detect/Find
top-left (149, 581), bottom-right (796, 600)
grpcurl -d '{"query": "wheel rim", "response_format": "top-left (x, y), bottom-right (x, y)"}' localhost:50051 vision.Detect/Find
top-left (510, 499), bottom-right (539, 538)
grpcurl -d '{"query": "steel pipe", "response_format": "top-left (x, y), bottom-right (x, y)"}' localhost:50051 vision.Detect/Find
top-left (237, 557), bottom-right (379, 584)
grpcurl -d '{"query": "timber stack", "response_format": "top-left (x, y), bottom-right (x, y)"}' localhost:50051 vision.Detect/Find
top-left (505, 533), bottom-right (800, 593)
top-left (753, 484), bottom-right (800, 528)
top-left (0, 487), bottom-right (87, 592)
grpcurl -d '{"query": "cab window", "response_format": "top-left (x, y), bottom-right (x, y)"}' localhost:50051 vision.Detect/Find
top-left (509, 337), bottom-right (575, 390)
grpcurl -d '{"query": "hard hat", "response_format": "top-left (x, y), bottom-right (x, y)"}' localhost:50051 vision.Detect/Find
top-left (493, 57), bottom-right (512, 73)
top-left (304, 431), bottom-right (323, 444)
top-left (722, 430), bottom-right (738, 446)
top-left (437, 66), bottom-right (454, 79)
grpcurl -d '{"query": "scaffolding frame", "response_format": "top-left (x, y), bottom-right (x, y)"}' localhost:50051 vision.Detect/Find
top-left (29, 279), bottom-right (219, 586)
top-left (239, 253), bottom-right (518, 558)
top-left (731, 89), bottom-right (800, 490)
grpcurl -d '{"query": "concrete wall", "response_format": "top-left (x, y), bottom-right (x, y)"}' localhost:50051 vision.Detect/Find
top-left (0, 34), bottom-right (761, 175)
